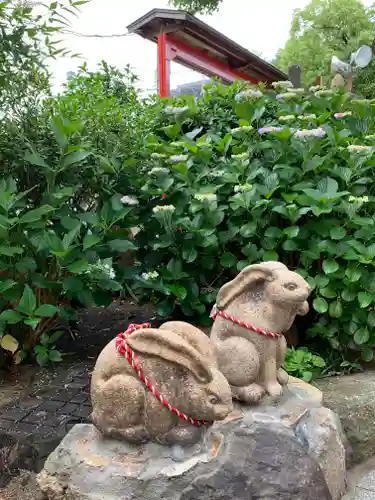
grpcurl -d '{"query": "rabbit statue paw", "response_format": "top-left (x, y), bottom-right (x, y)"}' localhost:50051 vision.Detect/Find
top-left (91, 321), bottom-right (233, 445)
top-left (210, 261), bottom-right (312, 405)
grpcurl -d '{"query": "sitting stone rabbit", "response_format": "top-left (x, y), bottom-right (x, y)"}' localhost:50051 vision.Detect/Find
top-left (91, 321), bottom-right (233, 445)
top-left (210, 261), bottom-right (311, 404)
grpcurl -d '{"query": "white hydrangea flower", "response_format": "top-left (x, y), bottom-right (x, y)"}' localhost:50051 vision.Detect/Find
top-left (105, 266), bottom-right (116, 279)
top-left (315, 89), bottom-right (334, 97)
top-left (169, 155), bottom-right (188, 163)
top-left (348, 195), bottom-right (369, 203)
top-left (276, 92), bottom-right (298, 100)
top-left (153, 205), bottom-right (176, 213)
top-left (294, 128), bottom-right (326, 139)
top-left (351, 99), bottom-right (370, 105)
top-left (278, 115), bottom-right (295, 122)
top-left (141, 271), bottom-right (159, 281)
top-left (231, 152), bottom-right (249, 161)
top-left (210, 170), bottom-right (226, 177)
top-left (150, 167), bottom-right (168, 175)
top-left (151, 152), bottom-right (167, 159)
top-left (231, 125), bottom-right (253, 133)
top-left (235, 89), bottom-right (263, 101)
top-left (365, 135), bottom-right (375, 140)
top-left (120, 195), bottom-right (139, 206)
top-left (258, 126), bottom-right (283, 135)
top-left (234, 184), bottom-right (253, 193)
top-left (164, 105), bottom-right (189, 114)
top-left (287, 87), bottom-right (304, 94)
top-left (347, 145), bottom-right (374, 154)
top-left (272, 80), bottom-right (294, 90)
top-left (85, 259), bottom-right (116, 280)
top-left (334, 111), bottom-right (352, 118)
top-left (309, 85), bottom-right (325, 93)
top-left (298, 114), bottom-right (317, 120)
top-left (194, 193), bottom-right (217, 202)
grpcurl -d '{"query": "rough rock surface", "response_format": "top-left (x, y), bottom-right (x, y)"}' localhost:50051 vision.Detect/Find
top-left (37, 380), bottom-right (346, 500)
top-left (316, 373), bottom-right (375, 466)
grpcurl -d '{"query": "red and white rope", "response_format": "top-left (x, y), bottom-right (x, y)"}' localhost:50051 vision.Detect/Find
top-left (210, 304), bottom-right (281, 338)
top-left (115, 323), bottom-right (211, 427)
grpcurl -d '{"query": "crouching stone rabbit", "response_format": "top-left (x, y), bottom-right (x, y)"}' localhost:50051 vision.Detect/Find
top-left (210, 261), bottom-right (311, 404)
top-left (91, 321), bottom-right (233, 445)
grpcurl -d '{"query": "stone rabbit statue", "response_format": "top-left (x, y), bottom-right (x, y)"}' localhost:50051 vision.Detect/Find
top-left (210, 261), bottom-right (311, 404)
top-left (91, 321), bottom-right (233, 445)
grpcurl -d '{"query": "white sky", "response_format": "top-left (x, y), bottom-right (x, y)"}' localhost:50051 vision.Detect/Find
top-left (48, 0), bottom-right (373, 94)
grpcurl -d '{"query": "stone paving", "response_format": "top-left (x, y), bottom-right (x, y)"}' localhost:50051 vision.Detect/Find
top-left (0, 302), bottom-right (170, 486)
top-left (346, 473), bottom-right (375, 499)
top-left (342, 458), bottom-right (375, 499)
top-left (0, 363), bottom-right (93, 485)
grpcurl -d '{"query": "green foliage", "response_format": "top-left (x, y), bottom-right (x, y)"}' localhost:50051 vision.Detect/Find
top-left (132, 81), bottom-right (375, 365)
top-left (169, 0), bottom-right (223, 14)
top-left (275, 0), bottom-right (375, 87)
top-left (284, 347), bottom-right (326, 381)
top-left (354, 60), bottom-right (375, 99)
top-left (34, 331), bottom-right (64, 367)
top-left (0, 0), bottom-right (85, 116)
top-left (0, 160), bottom-right (138, 365)
top-left (0, 4), bottom-right (148, 365)
top-left (0, 62), bottom-right (148, 215)
top-left (47, 61), bottom-right (144, 160)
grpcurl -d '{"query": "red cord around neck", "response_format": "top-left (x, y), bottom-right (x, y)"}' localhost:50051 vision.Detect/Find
top-left (210, 305), bottom-right (282, 339)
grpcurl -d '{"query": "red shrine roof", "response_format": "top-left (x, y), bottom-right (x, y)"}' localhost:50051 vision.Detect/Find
top-left (127, 9), bottom-right (288, 84)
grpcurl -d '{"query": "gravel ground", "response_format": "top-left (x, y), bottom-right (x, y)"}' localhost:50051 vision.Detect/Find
top-left (0, 366), bottom-right (38, 409)
top-left (0, 471), bottom-right (43, 500)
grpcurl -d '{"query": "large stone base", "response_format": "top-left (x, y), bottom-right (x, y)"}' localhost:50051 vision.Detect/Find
top-left (316, 373), bottom-right (375, 467)
top-left (37, 378), bottom-right (347, 500)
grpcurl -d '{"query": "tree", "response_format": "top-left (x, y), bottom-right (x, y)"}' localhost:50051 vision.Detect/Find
top-left (275, 0), bottom-right (375, 87)
top-left (0, 0), bottom-right (85, 116)
top-left (354, 59), bottom-right (375, 98)
top-left (169, 0), bottom-right (223, 14)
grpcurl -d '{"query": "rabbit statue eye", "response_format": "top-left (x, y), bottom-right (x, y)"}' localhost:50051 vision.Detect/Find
top-left (284, 282), bottom-right (297, 291)
top-left (208, 394), bottom-right (218, 404)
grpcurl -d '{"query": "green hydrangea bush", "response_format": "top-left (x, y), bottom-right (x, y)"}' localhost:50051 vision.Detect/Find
top-left (133, 80), bottom-right (375, 367)
top-left (0, 61), bottom-right (147, 367)
top-left (0, 119), bottom-right (139, 367)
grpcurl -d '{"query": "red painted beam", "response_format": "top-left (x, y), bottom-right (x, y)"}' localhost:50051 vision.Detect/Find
top-left (157, 33), bottom-right (171, 98)
top-left (166, 34), bottom-right (259, 86)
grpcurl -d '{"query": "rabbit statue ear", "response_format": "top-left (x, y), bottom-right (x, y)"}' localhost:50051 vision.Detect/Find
top-left (127, 328), bottom-right (213, 383)
top-left (159, 321), bottom-right (216, 363)
top-left (216, 263), bottom-right (278, 309)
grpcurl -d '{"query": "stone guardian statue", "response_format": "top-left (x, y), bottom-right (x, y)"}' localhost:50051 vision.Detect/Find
top-left (210, 261), bottom-right (311, 404)
top-left (90, 321), bottom-right (233, 445)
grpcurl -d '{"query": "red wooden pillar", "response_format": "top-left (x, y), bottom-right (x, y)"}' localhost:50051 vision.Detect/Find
top-left (157, 32), bottom-right (171, 98)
